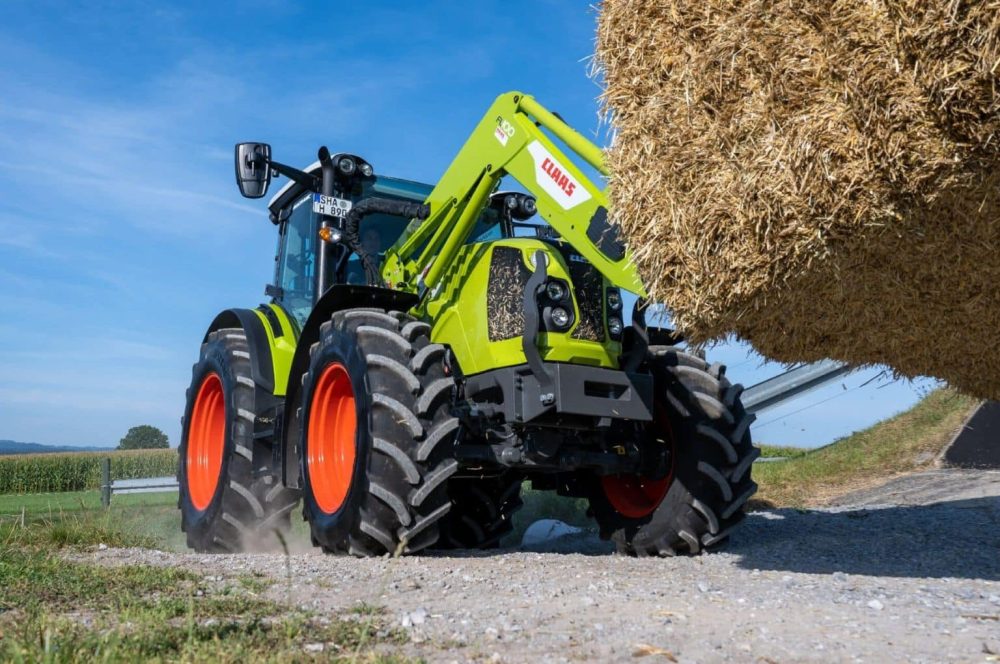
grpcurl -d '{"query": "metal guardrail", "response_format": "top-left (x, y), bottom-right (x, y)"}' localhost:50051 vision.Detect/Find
top-left (741, 359), bottom-right (854, 415)
top-left (99, 458), bottom-right (178, 507)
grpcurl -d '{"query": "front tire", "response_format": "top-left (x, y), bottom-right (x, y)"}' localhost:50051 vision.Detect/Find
top-left (587, 346), bottom-right (759, 556)
top-left (178, 328), bottom-right (299, 552)
top-left (300, 309), bottom-right (459, 556)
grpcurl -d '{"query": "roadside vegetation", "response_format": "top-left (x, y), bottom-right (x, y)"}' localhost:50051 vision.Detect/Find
top-left (0, 448), bottom-right (176, 494)
top-left (756, 444), bottom-right (808, 459)
top-left (0, 492), bottom-right (189, 552)
top-left (752, 388), bottom-right (977, 507)
top-left (0, 511), bottom-right (409, 662)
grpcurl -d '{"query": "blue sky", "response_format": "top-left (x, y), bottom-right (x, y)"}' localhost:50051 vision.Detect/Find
top-left (0, 1), bottom-right (936, 448)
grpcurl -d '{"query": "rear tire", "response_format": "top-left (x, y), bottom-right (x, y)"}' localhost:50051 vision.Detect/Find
top-left (587, 346), bottom-right (759, 556)
top-left (435, 472), bottom-right (524, 549)
top-left (178, 328), bottom-right (300, 552)
top-left (300, 309), bottom-right (459, 556)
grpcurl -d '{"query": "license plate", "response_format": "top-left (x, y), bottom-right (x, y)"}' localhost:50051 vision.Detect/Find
top-left (312, 193), bottom-right (352, 217)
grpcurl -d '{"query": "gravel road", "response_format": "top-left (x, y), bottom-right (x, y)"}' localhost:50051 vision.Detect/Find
top-left (89, 469), bottom-right (1000, 663)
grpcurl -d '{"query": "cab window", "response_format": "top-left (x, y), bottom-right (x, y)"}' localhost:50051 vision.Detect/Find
top-left (274, 195), bottom-right (316, 325)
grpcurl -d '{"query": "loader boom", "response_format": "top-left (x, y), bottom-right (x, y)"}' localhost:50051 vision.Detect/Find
top-left (382, 91), bottom-right (647, 299)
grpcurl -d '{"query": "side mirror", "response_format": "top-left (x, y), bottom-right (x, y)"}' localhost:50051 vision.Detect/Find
top-left (234, 142), bottom-right (272, 198)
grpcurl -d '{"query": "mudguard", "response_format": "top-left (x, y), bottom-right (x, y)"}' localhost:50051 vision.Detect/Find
top-left (203, 304), bottom-right (298, 396)
top-left (203, 309), bottom-right (277, 393)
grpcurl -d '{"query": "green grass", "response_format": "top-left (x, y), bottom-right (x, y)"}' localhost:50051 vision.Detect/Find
top-left (0, 514), bottom-right (410, 662)
top-left (757, 444), bottom-right (808, 459)
top-left (0, 491), bottom-right (189, 553)
top-left (0, 489), bottom-right (177, 515)
top-left (753, 388), bottom-right (977, 507)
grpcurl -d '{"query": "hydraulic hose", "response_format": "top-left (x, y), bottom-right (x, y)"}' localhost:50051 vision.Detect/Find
top-left (344, 198), bottom-right (431, 287)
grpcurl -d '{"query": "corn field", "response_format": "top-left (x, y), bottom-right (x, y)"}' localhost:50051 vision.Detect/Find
top-left (0, 449), bottom-right (177, 494)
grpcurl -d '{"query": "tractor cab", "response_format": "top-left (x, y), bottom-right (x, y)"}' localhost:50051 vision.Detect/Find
top-left (264, 166), bottom-right (434, 326)
top-left (261, 159), bottom-right (540, 327)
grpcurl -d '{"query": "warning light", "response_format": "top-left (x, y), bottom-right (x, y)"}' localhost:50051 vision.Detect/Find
top-left (319, 227), bottom-right (342, 243)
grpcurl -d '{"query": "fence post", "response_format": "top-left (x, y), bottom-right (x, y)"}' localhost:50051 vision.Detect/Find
top-left (100, 458), bottom-right (111, 508)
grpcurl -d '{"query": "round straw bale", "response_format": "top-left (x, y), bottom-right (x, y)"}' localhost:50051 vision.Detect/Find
top-left (597, 0), bottom-right (1000, 397)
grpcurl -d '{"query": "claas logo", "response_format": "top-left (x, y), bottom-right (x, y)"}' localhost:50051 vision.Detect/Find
top-left (540, 157), bottom-right (576, 197)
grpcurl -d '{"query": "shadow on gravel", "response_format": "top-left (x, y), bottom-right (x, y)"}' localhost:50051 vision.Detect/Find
top-left (730, 497), bottom-right (1000, 580)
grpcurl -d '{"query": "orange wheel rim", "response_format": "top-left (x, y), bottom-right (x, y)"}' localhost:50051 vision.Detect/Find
top-left (601, 473), bottom-right (672, 518)
top-left (307, 362), bottom-right (357, 514)
top-left (187, 372), bottom-right (226, 511)
top-left (601, 404), bottom-right (675, 518)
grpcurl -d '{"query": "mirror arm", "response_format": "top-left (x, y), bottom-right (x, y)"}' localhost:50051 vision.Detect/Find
top-left (266, 159), bottom-right (321, 193)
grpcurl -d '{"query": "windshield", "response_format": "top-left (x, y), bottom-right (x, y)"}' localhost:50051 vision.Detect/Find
top-left (274, 175), bottom-right (434, 324)
top-left (343, 176), bottom-right (433, 285)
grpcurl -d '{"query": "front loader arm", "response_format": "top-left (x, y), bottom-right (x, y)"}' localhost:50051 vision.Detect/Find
top-left (382, 91), bottom-right (647, 298)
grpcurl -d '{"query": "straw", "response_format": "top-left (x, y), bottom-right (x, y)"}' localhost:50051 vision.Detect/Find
top-left (596, 0), bottom-right (1000, 397)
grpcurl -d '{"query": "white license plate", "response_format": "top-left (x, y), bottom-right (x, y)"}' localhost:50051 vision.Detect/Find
top-left (312, 193), bottom-right (353, 217)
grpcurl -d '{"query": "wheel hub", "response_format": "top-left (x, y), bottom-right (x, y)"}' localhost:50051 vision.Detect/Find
top-left (187, 372), bottom-right (226, 511)
top-left (307, 362), bottom-right (357, 514)
top-left (600, 403), bottom-right (675, 518)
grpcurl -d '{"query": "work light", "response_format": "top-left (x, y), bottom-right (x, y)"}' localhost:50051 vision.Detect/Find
top-left (608, 317), bottom-right (623, 338)
top-left (551, 307), bottom-right (571, 328)
top-left (546, 281), bottom-right (567, 301)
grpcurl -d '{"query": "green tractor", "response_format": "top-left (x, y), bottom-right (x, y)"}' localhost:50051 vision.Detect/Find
top-left (178, 91), bottom-right (758, 556)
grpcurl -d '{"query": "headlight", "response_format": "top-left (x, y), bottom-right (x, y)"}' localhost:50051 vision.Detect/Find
top-left (607, 289), bottom-right (622, 311)
top-left (359, 162), bottom-right (373, 177)
top-left (521, 196), bottom-right (537, 216)
top-left (545, 281), bottom-right (567, 301)
top-left (338, 157), bottom-right (356, 175)
top-left (551, 307), bottom-right (571, 328)
top-left (608, 316), bottom-right (623, 338)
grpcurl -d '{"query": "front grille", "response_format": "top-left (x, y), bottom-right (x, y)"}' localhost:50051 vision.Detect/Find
top-left (487, 246), bottom-right (531, 341)
top-left (567, 261), bottom-right (605, 342)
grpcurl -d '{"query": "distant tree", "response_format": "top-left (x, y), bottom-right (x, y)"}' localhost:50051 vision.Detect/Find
top-left (118, 425), bottom-right (169, 450)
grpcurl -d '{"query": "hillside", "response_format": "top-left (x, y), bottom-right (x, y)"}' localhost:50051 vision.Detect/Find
top-left (752, 389), bottom-right (979, 507)
top-left (0, 440), bottom-right (111, 455)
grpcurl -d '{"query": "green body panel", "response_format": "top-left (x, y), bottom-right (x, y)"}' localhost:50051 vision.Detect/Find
top-left (252, 304), bottom-right (298, 396)
top-left (426, 239), bottom-right (620, 375)
top-left (379, 91), bottom-right (648, 377)
top-left (382, 91), bottom-right (647, 299)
